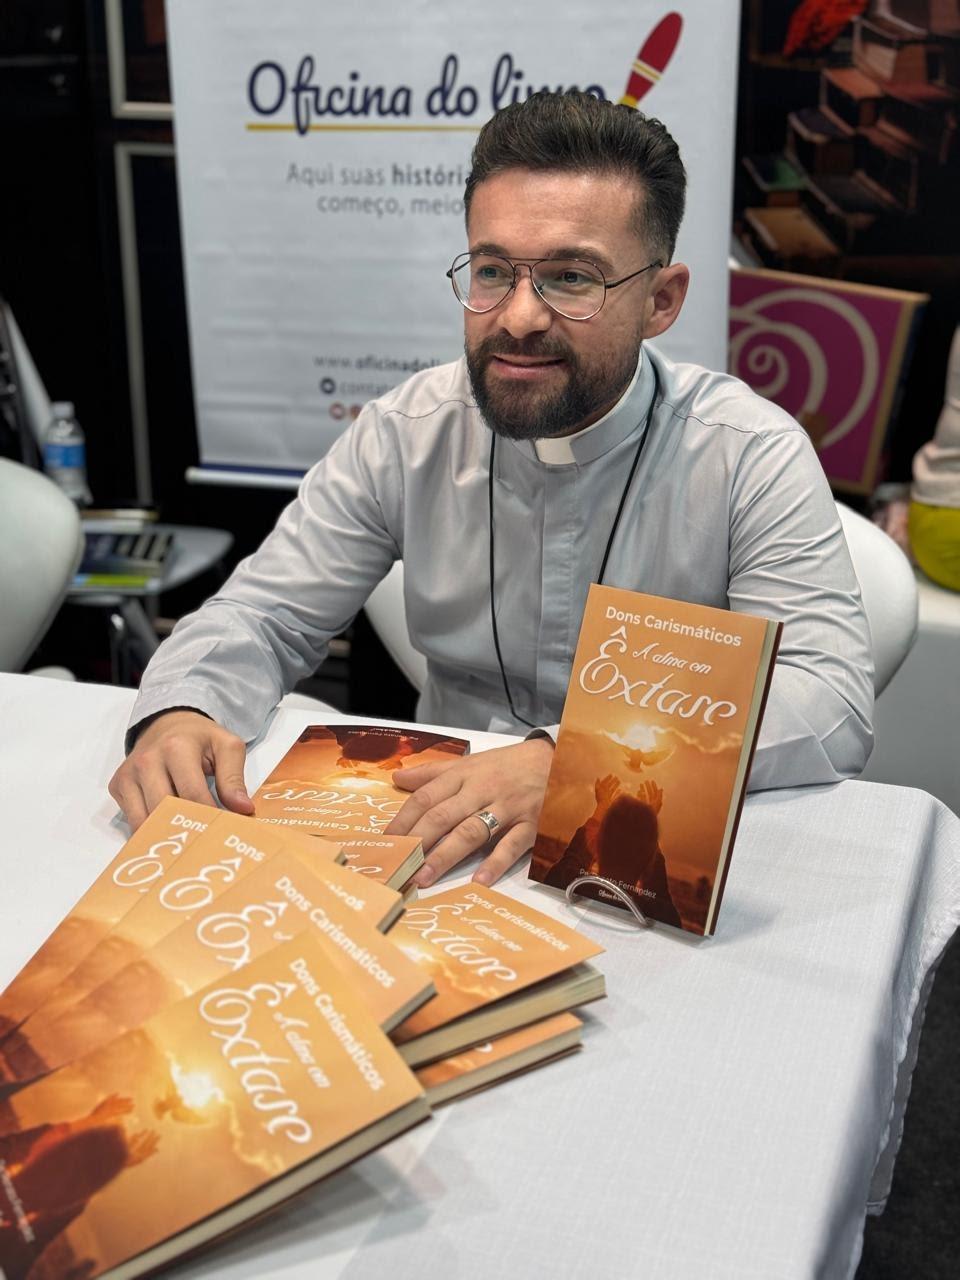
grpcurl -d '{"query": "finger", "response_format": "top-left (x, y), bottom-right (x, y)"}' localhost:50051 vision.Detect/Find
top-left (413, 811), bottom-right (502, 887)
top-left (472, 822), bottom-right (537, 886)
top-left (166, 740), bottom-right (219, 808)
top-left (391, 758), bottom-right (458, 792)
top-left (139, 760), bottom-right (184, 818)
top-left (386, 769), bottom-right (464, 836)
top-left (212, 737), bottom-right (255, 814)
top-left (108, 770), bottom-right (149, 831)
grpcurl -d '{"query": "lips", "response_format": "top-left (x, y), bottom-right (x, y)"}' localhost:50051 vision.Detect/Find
top-left (489, 355), bottom-right (566, 381)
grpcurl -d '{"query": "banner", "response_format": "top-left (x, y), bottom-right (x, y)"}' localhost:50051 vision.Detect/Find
top-left (167, 0), bottom-right (741, 477)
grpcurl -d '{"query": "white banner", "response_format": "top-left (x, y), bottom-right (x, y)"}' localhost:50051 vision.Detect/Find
top-left (167, 0), bottom-right (740, 477)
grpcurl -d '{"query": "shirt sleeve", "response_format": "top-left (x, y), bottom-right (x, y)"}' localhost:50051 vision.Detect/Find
top-left (126, 407), bottom-right (404, 746)
top-left (727, 428), bottom-right (875, 791)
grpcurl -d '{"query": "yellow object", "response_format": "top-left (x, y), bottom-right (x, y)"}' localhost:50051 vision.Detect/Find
top-left (909, 501), bottom-right (960, 592)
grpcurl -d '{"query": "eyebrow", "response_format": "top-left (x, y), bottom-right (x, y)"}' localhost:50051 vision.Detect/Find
top-left (469, 241), bottom-right (617, 276)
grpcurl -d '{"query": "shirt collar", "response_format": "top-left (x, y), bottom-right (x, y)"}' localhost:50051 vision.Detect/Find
top-left (506, 348), bottom-right (655, 466)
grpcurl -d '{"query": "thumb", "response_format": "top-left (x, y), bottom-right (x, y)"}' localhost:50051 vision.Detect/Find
top-left (214, 738), bottom-right (255, 814)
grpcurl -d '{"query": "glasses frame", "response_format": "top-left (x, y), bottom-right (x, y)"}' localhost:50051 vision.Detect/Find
top-left (446, 251), bottom-right (663, 321)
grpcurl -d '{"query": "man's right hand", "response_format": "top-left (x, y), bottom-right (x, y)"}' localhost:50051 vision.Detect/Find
top-left (108, 710), bottom-right (254, 831)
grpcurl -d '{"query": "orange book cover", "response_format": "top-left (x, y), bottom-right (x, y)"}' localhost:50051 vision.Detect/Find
top-left (389, 885), bottom-right (604, 1066)
top-left (303, 852), bottom-right (404, 932)
top-left (529, 585), bottom-right (781, 937)
top-left (253, 723), bottom-right (470, 839)
top-left (0, 798), bottom-right (217, 1044)
top-left (339, 834), bottom-right (425, 889)
top-left (0, 937), bottom-right (429, 1280)
top-left (415, 1012), bottom-right (583, 1106)
top-left (0, 818), bottom-right (344, 1087)
top-left (14, 852), bottom-right (435, 1077)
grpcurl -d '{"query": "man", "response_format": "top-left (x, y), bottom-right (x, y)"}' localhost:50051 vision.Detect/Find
top-left (110, 92), bottom-right (874, 890)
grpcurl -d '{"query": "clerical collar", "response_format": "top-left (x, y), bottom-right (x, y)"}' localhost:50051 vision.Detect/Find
top-left (533, 349), bottom-right (646, 465)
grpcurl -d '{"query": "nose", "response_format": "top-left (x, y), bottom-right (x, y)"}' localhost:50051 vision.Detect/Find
top-left (497, 267), bottom-right (553, 339)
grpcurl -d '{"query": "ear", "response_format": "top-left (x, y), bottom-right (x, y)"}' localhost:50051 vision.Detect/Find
top-left (641, 262), bottom-right (689, 340)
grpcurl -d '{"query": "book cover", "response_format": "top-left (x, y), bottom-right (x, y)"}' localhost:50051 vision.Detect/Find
top-left (0, 818), bottom-right (344, 1086)
top-left (729, 267), bottom-right (928, 494)
top-left (529, 586), bottom-right (781, 937)
top-left (253, 723), bottom-right (470, 839)
top-left (388, 885), bottom-right (604, 1067)
top-left (0, 936), bottom-right (429, 1280)
top-left (0, 799), bottom-right (217, 1044)
top-left (10, 853), bottom-right (435, 1078)
top-left (339, 834), bottom-right (425, 890)
top-left (415, 1012), bottom-right (582, 1106)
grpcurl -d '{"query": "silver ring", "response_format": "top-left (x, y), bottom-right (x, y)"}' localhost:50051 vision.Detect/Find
top-left (475, 810), bottom-right (501, 841)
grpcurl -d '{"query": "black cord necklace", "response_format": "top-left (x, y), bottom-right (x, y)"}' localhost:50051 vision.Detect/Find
top-left (488, 365), bottom-right (661, 729)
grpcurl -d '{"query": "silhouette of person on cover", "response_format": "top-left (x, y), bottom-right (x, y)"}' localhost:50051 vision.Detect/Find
top-left (0, 1094), bottom-right (159, 1280)
top-left (545, 776), bottom-right (682, 927)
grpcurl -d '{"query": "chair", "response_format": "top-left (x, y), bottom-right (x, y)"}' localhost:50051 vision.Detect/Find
top-left (0, 458), bottom-right (83, 672)
top-left (279, 561), bottom-right (426, 715)
top-left (836, 501), bottom-right (917, 696)
top-left (363, 561), bottom-right (428, 691)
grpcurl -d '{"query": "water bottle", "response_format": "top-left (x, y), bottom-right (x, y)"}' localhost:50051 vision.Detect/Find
top-left (43, 401), bottom-right (92, 504)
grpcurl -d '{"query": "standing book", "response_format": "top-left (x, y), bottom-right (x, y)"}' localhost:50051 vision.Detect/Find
top-left (529, 586), bottom-right (781, 936)
top-left (253, 723), bottom-right (470, 839)
top-left (0, 936), bottom-right (429, 1280)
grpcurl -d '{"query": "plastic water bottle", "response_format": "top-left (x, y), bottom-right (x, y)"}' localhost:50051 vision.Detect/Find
top-left (43, 401), bottom-right (92, 504)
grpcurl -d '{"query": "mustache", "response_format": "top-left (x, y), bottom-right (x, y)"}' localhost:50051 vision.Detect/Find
top-left (472, 334), bottom-right (574, 363)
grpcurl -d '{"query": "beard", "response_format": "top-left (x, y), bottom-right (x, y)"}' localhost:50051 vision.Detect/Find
top-left (465, 331), bottom-right (641, 441)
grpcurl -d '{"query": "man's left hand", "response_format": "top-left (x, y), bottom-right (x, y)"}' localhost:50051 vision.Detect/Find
top-left (386, 739), bottom-right (554, 888)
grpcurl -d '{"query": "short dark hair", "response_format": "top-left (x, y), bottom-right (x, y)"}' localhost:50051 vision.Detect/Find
top-left (464, 91), bottom-right (687, 263)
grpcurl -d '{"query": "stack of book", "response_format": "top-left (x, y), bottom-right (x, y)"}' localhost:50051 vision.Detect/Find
top-left (741, 0), bottom-right (959, 265)
top-left (0, 791), bottom-right (604, 1278)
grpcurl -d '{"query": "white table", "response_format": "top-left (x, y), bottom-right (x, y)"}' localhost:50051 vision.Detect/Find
top-left (1, 673), bottom-right (959, 1280)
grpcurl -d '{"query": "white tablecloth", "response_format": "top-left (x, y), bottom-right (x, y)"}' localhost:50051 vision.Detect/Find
top-left (1, 673), bottom-right (958, 1280)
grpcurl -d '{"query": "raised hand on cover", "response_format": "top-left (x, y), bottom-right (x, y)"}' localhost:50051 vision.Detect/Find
top-left (636, 779), bottom-right (664, 814)
top-left (387, 738), bottom-right (555, 888)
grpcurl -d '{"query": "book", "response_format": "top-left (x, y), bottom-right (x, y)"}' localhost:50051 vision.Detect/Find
top-left (820, 67), bottom-right (884, 130)
top-left (880, 0), bottom-right (960, 36)
top-left (254, 723), bottom-right (470, 840)
top-left (0, 798), bottom-right (217, 1044)
top-left (6, 853), bottom-right (434, 1081)
top-left (415, 1013), bottom-right (583, 1106)
top-left (388, 885), bottom-right (604, 1067)
top-left (528, 585), bottom-right (782, 936)
top-left (785, 106), bottom-right (857, 176)
top-left (853, 13), bottom-right (946, 81)
top-left (0, 817), bottom-right (344, 1086)
top-left (339, 834), bottom-right (426, 890)
top-left (741, 153), bottom-right (806, 206)
top-left (877, 80), bottom-right (959, 161)
top-left (73, 529), bottom-right (174, 590)
top-left (0, 936), bottom-right (429, 1280)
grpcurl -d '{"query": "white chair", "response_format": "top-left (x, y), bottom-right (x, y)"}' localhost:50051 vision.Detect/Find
top-left (0, 458), bottom-right (83, 673)
top-left (836, 501), bottom-right (918, 696)
top-left (280, 561), bottom-right (426, 715)
top-left (363, 560), bottom-right (428, 691)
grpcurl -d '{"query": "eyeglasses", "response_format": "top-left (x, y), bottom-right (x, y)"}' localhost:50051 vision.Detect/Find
top-left (446, 251), bottom-right (662, 321)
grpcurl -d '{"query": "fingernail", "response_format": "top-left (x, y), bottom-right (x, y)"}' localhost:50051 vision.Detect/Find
top-left (415, 864), bottom-right (437, 888)
top-left (473, 869), bottom-right (492, 886)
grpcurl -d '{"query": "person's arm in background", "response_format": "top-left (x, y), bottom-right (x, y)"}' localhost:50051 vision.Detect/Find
top-left (110, 407), bottom-right (403, 827)
top-left (727, 426), bottom-right (874, 790)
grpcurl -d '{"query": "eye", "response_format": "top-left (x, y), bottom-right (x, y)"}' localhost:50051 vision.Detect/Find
top-left (540, 263), bottom-right (597, 291)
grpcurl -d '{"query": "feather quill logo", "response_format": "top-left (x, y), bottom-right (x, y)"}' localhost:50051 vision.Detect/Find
top-left (619, 12), bottom-right (683, 108)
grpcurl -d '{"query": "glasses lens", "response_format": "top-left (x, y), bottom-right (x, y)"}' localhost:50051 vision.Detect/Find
top-left (531, 260), bottom-right (605, 319)
top-left (451, 253), bottom-right (515, 313)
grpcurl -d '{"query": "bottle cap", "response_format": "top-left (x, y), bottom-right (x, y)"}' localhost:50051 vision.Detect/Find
top-left (50, 401), bottom-right (75, 419)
